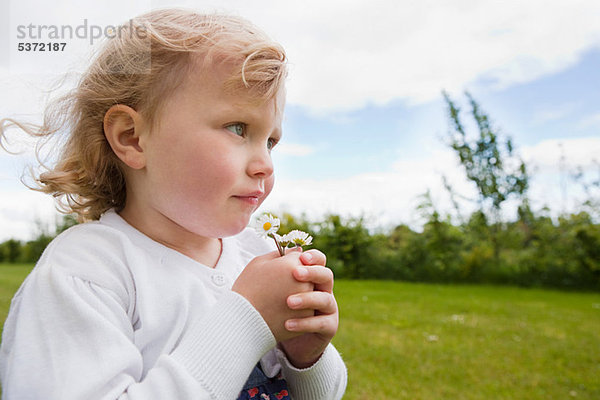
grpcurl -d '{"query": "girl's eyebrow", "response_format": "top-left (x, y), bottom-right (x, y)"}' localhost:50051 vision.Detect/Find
top-left (220, 105), bottom-right (279, 128)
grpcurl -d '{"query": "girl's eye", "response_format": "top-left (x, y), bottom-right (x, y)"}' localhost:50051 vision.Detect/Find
top-left (225, 123), bottom-right (245, 136)
top-left (267, 138), bottom-right (278, 151)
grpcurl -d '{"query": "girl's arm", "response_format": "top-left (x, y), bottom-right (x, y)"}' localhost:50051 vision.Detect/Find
top-left (0, 260), bottom-right (274, 400)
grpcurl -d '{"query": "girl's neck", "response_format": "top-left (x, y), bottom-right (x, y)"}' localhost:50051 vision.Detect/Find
top-left (118, 205), bottom-right (223, 268)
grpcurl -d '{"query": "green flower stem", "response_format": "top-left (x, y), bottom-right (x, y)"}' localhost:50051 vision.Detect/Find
top-left (271, 234), bottom-right (285, 256)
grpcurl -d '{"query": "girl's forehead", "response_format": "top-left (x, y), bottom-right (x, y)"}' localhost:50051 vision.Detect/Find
top-left (183, 54), bottom-right (286, 107)
top-left (179, 62), bottom-right (284, 114)
top-left (184, 59), bottom-right (230, 92)
top-left (181, 61), bottom-right (243, 103)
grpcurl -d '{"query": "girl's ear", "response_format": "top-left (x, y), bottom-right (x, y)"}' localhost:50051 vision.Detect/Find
top-left (103, 105), bottom-right (147, 170)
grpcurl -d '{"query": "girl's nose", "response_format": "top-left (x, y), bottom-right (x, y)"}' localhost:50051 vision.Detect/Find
top-left (247, 145), bottom-right (274, 178)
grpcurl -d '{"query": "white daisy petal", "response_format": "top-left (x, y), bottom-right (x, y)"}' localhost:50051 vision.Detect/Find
top-left (254, 214), bottom-right (280, 238)
top-left (278, 233), bottom-right (291, 247)
top-left (283, 230), bottom-right (313, 247)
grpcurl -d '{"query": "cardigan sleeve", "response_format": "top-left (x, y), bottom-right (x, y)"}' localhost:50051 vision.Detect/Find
top-left (0, 263), bottom-right (275, 400)
top-left (237, 229), bottom-right (348, 399)
top-left (276, 344), bottom-right (347, 400)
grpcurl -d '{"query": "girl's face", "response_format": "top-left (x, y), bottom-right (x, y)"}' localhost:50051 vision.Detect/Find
top-left (134, 61), bottom-right (284, 239)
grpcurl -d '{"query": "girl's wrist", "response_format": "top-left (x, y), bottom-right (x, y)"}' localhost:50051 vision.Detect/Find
top-left (277, 342), bottom-right (324, 370)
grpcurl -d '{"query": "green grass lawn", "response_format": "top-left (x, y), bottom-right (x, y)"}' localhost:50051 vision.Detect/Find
top-left (0, 263), bottom-right (34, 338)
top-left (332, 281), bottom-right (600, 399)
top-left (1, 263), bottom-right (599, 398)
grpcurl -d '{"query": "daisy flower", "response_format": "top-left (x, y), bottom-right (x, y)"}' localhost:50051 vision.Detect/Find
top-left (255, 214), bottom-right (280, 238)
top-left (254, 214), bottom-right (313, 256)
top-left (282, 230), bottom-right (313, 247)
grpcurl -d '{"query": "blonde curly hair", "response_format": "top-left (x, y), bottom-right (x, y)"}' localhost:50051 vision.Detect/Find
top-left (0, 9), bottom-right (287, 221)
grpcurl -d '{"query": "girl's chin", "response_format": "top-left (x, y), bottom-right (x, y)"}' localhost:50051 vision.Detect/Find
top-left (214, 218), bottom-right (253, 238)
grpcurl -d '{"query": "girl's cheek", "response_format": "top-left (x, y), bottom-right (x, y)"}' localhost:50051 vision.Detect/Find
top-left (262, 176), bottom-right (275, 201)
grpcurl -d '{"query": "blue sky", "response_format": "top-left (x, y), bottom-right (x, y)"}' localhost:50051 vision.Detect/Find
top-left (1, 0), bottom-right (600, 240)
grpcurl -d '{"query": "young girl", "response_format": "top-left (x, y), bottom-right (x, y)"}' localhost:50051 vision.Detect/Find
top-left (0, 9), bottom-right (347, 399)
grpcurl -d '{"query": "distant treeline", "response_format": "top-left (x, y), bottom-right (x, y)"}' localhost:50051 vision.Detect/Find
top-left (278, 209), bottom-right (600, 290)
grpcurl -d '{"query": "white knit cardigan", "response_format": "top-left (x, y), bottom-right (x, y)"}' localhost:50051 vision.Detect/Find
top-left (0, 210), bottom-right (347, 399)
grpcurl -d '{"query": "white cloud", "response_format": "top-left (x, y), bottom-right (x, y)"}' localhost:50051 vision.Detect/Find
top-left (518, 137), bottom-right (600, 212)
top-left (521, 137), bottom-right (600, 170)
top-left (276, 143), bottom-right (315, 157)
top-left (0, 189), bottom-right (58, 241)
top-left (259, 147), bottom-right (478, 229)
top-left (275, 0), bottom-right (600, 112)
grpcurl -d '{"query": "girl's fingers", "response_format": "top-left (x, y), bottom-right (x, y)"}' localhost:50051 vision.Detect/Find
top-left (287, 291), bottom-right (337, 314)
top-left (299, 249), bottom-right (326, 267)
top-left (285, 314), bottom-right (338, 336)
top-left (293, 265), bottom-right (334, 292)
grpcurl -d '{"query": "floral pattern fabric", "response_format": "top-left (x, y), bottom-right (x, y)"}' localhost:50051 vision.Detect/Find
top-left (237, 363), bottom-right (291, 400)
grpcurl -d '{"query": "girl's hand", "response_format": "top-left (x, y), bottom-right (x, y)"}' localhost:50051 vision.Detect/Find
top-left (232, 250), bottom-right (314, 342)
top-left (279, 249), bottom-right (339, 369)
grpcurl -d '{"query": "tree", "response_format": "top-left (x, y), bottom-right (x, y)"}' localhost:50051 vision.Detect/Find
top-left (1, 239), bottom-right (22, 263)
top-left (443, 91), bottom-right (529, 263)
top-left (55, 214), bottom-right (79, 234)
top-left (316, 215), bottom-right (374, 279)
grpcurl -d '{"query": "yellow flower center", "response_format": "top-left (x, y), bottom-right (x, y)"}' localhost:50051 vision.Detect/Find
top-left (263, 222), bottom-right (272, 231)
